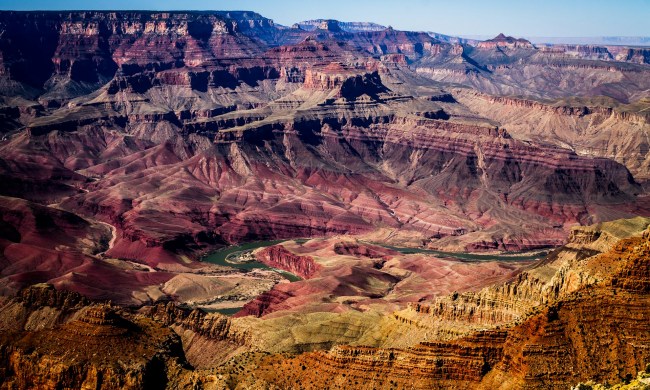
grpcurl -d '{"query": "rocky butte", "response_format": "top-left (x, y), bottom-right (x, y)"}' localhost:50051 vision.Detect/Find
top-left (0, 9), bottom-right (649, 390)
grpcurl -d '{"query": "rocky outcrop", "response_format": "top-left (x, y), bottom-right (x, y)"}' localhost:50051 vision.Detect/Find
top-left (297, 20), bottom-right (387, 33)
top-left (17, 283), bottom-right (91, 311)
top-left (615, 47), bottom-right (650, 64)
top-left (255, 245), bottom-right (321, 279)
top-left (0, 304), bottom-right (193, 390)
top-left (147, 302), bottom-right (246, 343)
top-left (233, 288), bottom-right (294, 318)
top-left (303, 63), bottom-right (390, 100)
top-left (477, 33), bottom-right (535, 49)
top-left (395, 217), bottom-right (650, 339)
top-left (332, 242), bottom-right (398, 260)
top-left (273, 330), bottom-right (507, 389)
top-left (242, 226), bottom-right (650, 389)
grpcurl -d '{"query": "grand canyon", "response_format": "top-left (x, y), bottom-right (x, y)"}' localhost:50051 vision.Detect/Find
top-left (0, 8), bottom-right (650, 389)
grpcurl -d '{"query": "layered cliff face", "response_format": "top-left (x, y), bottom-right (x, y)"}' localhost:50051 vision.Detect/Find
top-left (1, 12), bottom-right (648, 107)
top-left (297, 20), bottom-right (388, 33)
top-left (537, 44), bottom-right (615, 61)
top-left (227, 221), bottom-right (650, 389)
top-left (0, 11), bottom-right (649, 388)
top-left (415, 34), bottom-right (650, 103)
top-left (255, 245), bottom-right (321, 279)
top-left (393, 216), bottom-right (650, 341)
top-left (0, 12), bottom-right (647, 272)
top-left (0, 286), bottom-right (197, 390)
top-left (0, 223), bottom-right (649, 389)
top-left (453, 90), bottom-right (650, 183)
top-left (0, 11), bottom-right (257, 101)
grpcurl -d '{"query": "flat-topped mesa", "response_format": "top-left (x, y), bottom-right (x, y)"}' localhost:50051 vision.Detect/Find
top-left (614, 47), bottom-right (650, 64)
top-left (537, 44), bottom-right (613, 60)
top-left (147, 302), bottom-right (247, 343)
top-left (297, 19), bottom-right (387, 33)
top-left (317, 19), bottom-right (343, 32)
top-left (302, 62), bottom-right (356, 89)
top-left (303, 62), bottom-right (390, 100)
top-left (477, 33), bottom-right (534, 49)
top-left (294, 19), bottom-right (343, 32)
top-left (14, 11), bottom-right (234, 37)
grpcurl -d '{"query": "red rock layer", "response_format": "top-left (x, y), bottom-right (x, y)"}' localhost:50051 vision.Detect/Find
top-left (255, 245), bottom-right (321, 279)
top-left (0, 196), bottom-right (175, 305)
top-left (233, 288), bottom-right (294, 318)
top-left (332, 242), bottom-right (398, 260)
top-left (244, 233), bottom-right (650, 389)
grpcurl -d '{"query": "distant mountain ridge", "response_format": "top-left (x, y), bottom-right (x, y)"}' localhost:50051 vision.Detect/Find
top-left (460, 34), bottom-right (650, 47)
top-left (295, 19), bottom-right (387, 33)
top-left (528, 36), bottom-right (650, 46)
top-left (294, 19), bottom-right (650, 47)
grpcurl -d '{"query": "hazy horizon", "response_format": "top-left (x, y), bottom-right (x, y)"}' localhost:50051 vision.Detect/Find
top-left (0, 0), bottom-right (648, 38)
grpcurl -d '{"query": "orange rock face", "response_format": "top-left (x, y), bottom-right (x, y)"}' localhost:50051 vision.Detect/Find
top-left (238, 232), bottom-right (650, 389)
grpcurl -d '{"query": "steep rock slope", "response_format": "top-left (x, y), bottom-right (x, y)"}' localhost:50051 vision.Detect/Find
top-left (453, 90), bottom-right (650, 183)
top-left (416, 34), bottom-right (650, 103)
top-left (0, 196), bottom-right (173, 304)
top-left (0, 286), bottom-right (195, 389)
top-left (12, 64), bottom-right (643, 265)
top-left (0, 11), bottom-right (649, 332)
top-left (229, 221), bottom-right (650, 389)
top-left (0, 221), bottom-right (649, 389)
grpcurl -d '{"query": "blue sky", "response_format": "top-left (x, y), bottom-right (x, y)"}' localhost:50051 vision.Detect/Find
top-left (0, 0), bottom-right (648, 37)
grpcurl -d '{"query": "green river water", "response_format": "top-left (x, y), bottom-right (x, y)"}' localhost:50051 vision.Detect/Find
top-left (202, 239), bottom-right (549, 316)
top-left (203, 239), bottom-right (548, 274)
top-left (202, 240), bottom-right (305, 282)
